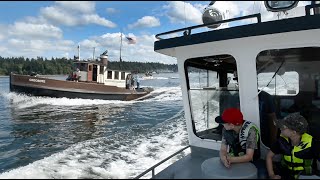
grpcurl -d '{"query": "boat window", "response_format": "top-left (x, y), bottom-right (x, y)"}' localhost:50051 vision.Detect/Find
top-left (256, 47), bottom-right (320, 145)
top-left (88, 65), bottom-right (92, 71)
top-left (257, 71), bottom-right (299, 96)
top-left (79, 63), bottom-right (87, 71)
top-left (185, 54), bottom-right (239, 140)
top-left (114, 71), bottom-right (119, 80)
top-left (121, 72), bottom-right (126, 80)
top-left (100, 66), bottom-right (104, 74)
top-left (107, 71), bottom-right (112, 79)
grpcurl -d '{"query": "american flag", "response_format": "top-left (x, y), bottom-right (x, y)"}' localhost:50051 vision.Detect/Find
top-left (126, 36), bottom-right (137, 44)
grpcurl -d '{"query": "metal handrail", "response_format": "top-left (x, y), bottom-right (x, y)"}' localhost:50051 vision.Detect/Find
top-left (155, 13), bottom-right (261, 40)
top-left (133, 145), bottom-right (190, 179)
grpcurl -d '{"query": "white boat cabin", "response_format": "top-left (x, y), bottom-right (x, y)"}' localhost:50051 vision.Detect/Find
top-left (133, 1), bottom-right (320, 179)
top-left (72, 54), bottom-right (131, 88)
top-left (154, 2), bottom-right (320, 159)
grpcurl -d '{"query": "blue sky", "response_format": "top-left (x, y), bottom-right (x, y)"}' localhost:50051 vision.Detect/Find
top-left (0, 1), bottom-right (310, 64)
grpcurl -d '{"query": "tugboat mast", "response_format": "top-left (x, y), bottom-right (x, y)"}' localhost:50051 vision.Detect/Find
top-left (119, 33), bottom-right (123, 62)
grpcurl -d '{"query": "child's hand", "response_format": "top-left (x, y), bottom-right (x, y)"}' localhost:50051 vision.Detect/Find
top-left (221, 155), bottom-right (231, 168)
top-left (270, 174), bottom-right (281, 179)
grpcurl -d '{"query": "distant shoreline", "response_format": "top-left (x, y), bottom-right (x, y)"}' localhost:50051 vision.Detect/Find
top-left (0, 75), bottom-right (9, 78)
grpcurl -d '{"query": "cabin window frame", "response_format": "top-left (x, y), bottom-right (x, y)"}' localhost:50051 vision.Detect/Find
top-left (121, 72), bottom-right (126, 80)
top-left (100, 65), bottom-right (104, 74)
top-left (78, 63), bottom-right (87, 71)
top-left (256, 46), bottom-right (320, 145)
top-left (184, 54), bottom-right (239, 141)
top-left (114, 71), bottom-right (119, 80)
top-left (107, 71), bottom-right (113, 79)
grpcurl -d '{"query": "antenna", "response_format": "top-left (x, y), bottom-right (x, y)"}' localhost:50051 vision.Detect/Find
top-left (120, 32), bottom-right (123, 62)
top-left (101, 49), bottom-right (108, 55)
top-left (209, 1), bottom-right (215, 6)
top-left (78, 44), bottom-right (80, 61)
top-left (93, 47), bottom-right (95, 60)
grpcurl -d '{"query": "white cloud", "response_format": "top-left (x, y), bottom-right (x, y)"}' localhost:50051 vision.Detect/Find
top-left (82, 14), bottom-right (116, 28)
top-left (8, 39), bottom-right (25, 47)
top-left (193, 3), bottom-right (207, 13)
top-left (62, 52), bottom-right (69, 59)
top-left (128, 16), bottom-right (160, 29)
top-left (8, 22), bottom-right (62, 39)
top-left (40, 2), bottom-right (116, 28)
top-left (29, 40), bottom-right (51, 51)
top-left (54, 40), bottom-right (75, 51)
top-left (7, 39), bottom-right (46, 55)
top-left (106, 8), bottom-right (117, 14)
top-left (99, 33), bottom-right (123, 47)
top-left (76, 33), bottom-right (122, 60)
top-left (80, 39), bottom-right (99, 49)
top-left (213, 1), bottom-right (242, 19)
top-left (23, 16), bottom-right (44, 24)
top-left (162, 1), bottom-right (278, 27)
top-left (0, 24), bottom-right (7, 41)
top-left (4, 38), bottom-right (75, 58)
top-left (40, 6), bottom-right (79, 26)
top-left (8, 39), bottom-right (68, 52)
top-left (77, 33), bottom-right (176, 64)
top-left (118, 33), bottom-right (175, 64)
top-left (0, 46), bottom-right (8, 53)
top-left (2, 25), bottom-right (174, 63)
top-left (55, 1), bottom-right (95, 14)
top-left (164, 1), bottom-right (203, 24)
top-left (161, 1), bottom-right (254, 29)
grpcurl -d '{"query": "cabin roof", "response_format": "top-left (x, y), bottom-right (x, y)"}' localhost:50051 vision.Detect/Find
top-left (73, 61), bottom-right (131, 73)
top-left (105, 69), bottom-right (131, 73)
top-left (154, 14), bottom-right (320, 51)
top-left (73, 60), bottom-right (102, 65)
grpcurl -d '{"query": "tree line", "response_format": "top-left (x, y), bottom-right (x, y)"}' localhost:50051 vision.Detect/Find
top-left (0, 56), bottom-right (178, 75)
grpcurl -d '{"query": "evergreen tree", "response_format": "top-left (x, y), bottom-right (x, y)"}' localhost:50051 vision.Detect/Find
top-left (0, 56), bottom-right (177, 75)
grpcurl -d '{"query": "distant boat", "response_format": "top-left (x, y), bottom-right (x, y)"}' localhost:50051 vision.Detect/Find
top-left (142, 71), bottom-right (153, 80)
top-left (10, 49), bottom-right (153, 101)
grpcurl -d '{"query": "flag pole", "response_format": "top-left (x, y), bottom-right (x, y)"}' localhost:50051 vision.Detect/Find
top-left (78, 44), bottom-right (80, 61)
top-left (120, 32), bottom-right (123, 62)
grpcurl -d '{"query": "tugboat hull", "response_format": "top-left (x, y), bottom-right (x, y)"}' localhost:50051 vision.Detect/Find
top-left (10, 73), bottom-right (152, 101)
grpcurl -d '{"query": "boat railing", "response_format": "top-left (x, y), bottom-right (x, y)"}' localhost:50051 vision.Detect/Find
top-left (133, 145), bottom-right (190, 179)
top-left (155, 13), bottom-right (261, 40)
top-left (155, 3), bottom-right (320, 41)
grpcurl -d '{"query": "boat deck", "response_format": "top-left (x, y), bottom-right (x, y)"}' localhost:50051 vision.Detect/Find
top-left (153, 147), bottom-right (219, 179)
top-left (150, 145), bottom-right (272, 179)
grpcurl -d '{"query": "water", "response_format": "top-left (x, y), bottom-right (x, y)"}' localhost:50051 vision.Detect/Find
top-left (0, 73), bottom-right (188, 179)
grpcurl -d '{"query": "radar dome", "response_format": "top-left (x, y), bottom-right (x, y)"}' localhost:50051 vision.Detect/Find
top-left (202, 6), bottom-right (223, 29)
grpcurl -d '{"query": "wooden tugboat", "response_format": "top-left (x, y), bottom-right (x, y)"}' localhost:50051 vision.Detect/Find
top-left (10, 49), bottom-right (153, 101)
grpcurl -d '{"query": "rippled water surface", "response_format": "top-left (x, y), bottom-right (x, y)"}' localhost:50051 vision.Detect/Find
top-left (0, 73), bottom-right (188, 178)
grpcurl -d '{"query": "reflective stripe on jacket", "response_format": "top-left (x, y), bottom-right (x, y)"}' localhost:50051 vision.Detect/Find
top-left (280, 133), bottom-right (313, 178)
top-left (228, 121), bottom-right (260, 159)
top-left (239, 121), bottom-right (260, 149)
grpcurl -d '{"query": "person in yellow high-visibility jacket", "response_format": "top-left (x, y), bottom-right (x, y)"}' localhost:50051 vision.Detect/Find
top-left (266, 113), bottom-right (320, 179)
